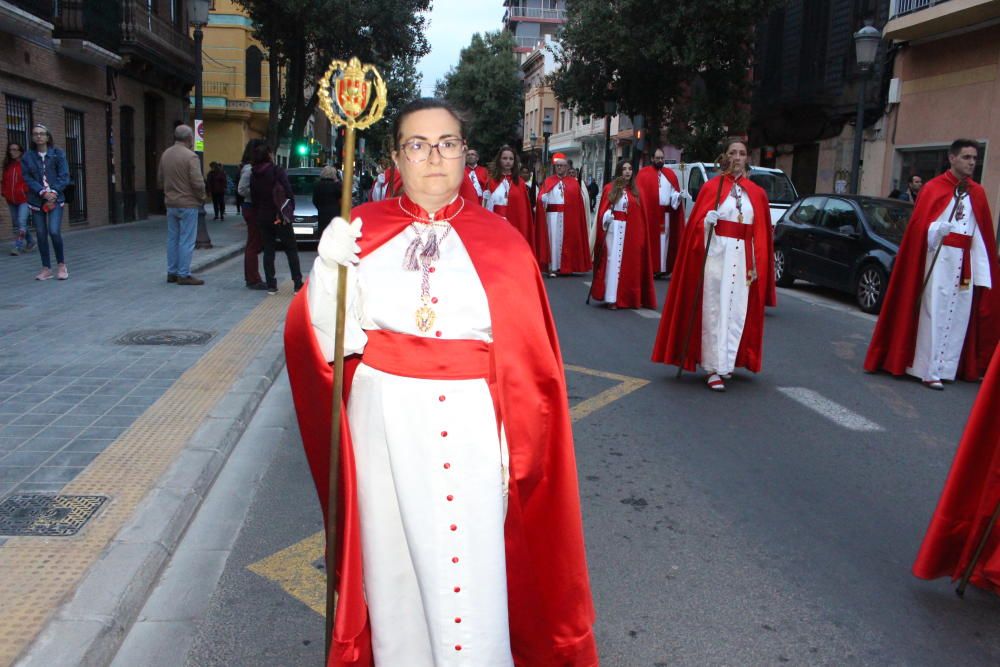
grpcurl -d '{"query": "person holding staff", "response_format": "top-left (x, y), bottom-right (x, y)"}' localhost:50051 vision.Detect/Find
top-left (650, 138), bottom-right (774, 392)
top-left (284, 98), bottom-right (597, 667)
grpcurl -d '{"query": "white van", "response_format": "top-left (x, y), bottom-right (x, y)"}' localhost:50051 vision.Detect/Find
top-left (666, 163), bottom-right (798, 226)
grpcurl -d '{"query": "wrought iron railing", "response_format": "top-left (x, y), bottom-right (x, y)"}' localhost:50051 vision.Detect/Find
top-left (204, 80), bottom-right (235, 97)
top-left (889, 0), bottom-right (951, 19)
top-left (507, 6), bottom-right (567, 21)
top-left (9, 0), bottom-right (53, 22)
top-left (53, 0), bottom-right (121, 52)
top-left (120, 0), bottom-right (194, 61)
top-left (513, 35), bottom-right (542, 49)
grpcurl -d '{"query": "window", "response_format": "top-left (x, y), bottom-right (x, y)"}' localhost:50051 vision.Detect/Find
top-left (822, 199), bottom-right (859, 234)
top-left (245, 46), bottom-right (263, 98)
top-left (789, 196), bottom-right (827, 226)
top-left (898, 144), bottom-right (985, 189)
top-left (860, 200), bottom-right (912, 244)
top-left (64, 109), bottom-right (87, 223)
top-left (688, 168), bottom-right (705, 202)
top-left (5, 94), bottom-right (33, 149)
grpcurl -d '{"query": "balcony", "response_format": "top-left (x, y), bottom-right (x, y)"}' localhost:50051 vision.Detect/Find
top-left (120, 0), bottom-right (195, 82)
top-left (52, 0), bottom-right (122, 66)
top-left (885, 0), bottom-right (1000, 41)
top-left (505, 6), bottom-right (567, 22)
top-left (513, 35), bottom-right (543, 50)
top-left (0, 0), bottom-right (54, 39)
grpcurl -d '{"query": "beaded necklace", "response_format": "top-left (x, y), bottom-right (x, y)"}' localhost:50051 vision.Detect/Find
top-left (398, 198), bottom-right (464, 333)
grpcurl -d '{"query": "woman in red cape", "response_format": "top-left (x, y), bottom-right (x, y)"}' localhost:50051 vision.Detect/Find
top-left (864, 168), bottom-right (1000, 382)
top-left (485, 145), bottom-right (534, 250)
top-left (913, 348), bottom-right (1000, 592)
top-left (650, 139), bottom-right (775, 391)
top-left (590, 160), bottom-right (657, 309)
top-left (284, 99), bottom-right (596, 667)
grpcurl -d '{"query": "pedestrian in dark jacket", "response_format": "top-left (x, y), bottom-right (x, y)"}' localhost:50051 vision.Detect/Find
top-left (249, 144), bottom-right (302, 294)
top-left (21, 124), bottom-right (70, 280)
top-left (236, 139), bottom-right (266, 290)
top-left (3, 141), bottom-right (34, 255)
top-left (207, 162), bottom-right (228, 219)
top-left (312, 165), bottom-right (342, 237)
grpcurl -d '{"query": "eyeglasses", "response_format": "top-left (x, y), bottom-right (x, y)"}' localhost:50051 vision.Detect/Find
top-left (400, 139), bottom-right (465, 163)
top-left (9, 148), bottom-right (22, 153)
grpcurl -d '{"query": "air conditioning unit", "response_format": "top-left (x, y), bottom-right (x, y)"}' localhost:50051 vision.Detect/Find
top-left (888, 77), bottom-right (901, 105)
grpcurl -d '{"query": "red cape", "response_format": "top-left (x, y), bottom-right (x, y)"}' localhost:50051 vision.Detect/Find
top-left (487, 174), bottom-right (535, 251)
top-left (369, 166), bottom-right (404, 201)
top-left (864, 171), bottom-right (1000, 380)
top-left (591, 184), bottom-right (657, 309)
top-left (284, 197), bottom-right (597, 667)
top-left (534, 175), bottom-right (593, 273)
top-left (913, 348), bottom-right (1000, 592)
top-left (651, 173), bottom-right (774, 372)
top-left (635, 165), bottom-right (685, 274)
top-left (460, 167), bottom-right (484, 206)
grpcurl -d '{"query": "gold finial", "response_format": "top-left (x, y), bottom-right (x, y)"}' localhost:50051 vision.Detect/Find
top-left (317, 56), bottom-right (387, 130)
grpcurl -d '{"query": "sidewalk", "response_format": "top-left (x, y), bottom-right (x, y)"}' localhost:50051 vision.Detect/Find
top-left (0, 215), bottom-right (295, 665)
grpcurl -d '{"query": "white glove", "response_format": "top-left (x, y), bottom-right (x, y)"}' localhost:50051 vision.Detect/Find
top-left (669, 190), bottom-right (681, 210)
top-left (319, 216), bottom-right (362, 267)
top-left (705, 210), bottom-right (720, 227)
top-left (602, 211), bottom-right (612, 230)
top-left (680, 190), bottom-right (692, 202)
top-left (931, 221), bottom-right (954, 247)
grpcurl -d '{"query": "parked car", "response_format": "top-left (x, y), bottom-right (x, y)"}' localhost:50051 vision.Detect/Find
top-left (667, 162), bottom-right (798, 225)
top-left (773, 194), bottom-right (914, 313)
top-left (285, 168), bottom-right (322, 243)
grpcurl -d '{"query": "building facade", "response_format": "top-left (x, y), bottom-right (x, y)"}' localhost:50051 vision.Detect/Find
top-left (503, 0), bottom-right (567, 64)
top-left (0, 0), bottom-right (196, 242)
top-left (877, 0), bottom-right (1000, 215)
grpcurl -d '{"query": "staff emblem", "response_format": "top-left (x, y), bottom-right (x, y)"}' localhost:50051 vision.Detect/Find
top-left (318, 56), bottom-right (387, 129)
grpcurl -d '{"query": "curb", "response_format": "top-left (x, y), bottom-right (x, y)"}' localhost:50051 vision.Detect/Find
top-left (16, 325), bottom-right (286, 667)
top-left (190, 240), bottom-right (246, 275)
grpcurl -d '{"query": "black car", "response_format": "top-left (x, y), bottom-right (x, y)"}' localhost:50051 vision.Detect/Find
top-left (773, 195), bottom-right (913, 313)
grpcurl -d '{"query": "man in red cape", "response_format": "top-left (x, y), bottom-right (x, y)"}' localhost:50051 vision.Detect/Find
top-left (591, 173), bottom-right (657, 309)
top-left (864, 142), bottom-right (999, 384)
top-left (464, 148), bottom-right (489, 204)
top-left (635, 148), bottom-right (685, 276)
top-left (369, 162), bottom-right (403, 202)
top-left (651, 168), bottom-right (775, 381)
top-left (284, 197), bottom-right (597, 666)
top-left (913, 348), bottom-right (1000, 593)
top-left (534, 153), bottom-right (593, 276)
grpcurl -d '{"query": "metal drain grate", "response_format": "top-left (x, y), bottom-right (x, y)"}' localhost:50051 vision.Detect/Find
top-left (0, 494), bottom-right (108, 537)
top-left (115, 329), bottom-right (214, 346)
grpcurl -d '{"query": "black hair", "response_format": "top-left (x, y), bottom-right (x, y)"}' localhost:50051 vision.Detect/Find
top-left (3, 142), bottom-right (24, 170)
top-left (251, 143), bottom-right (272, 165)
top-left (609, 159), bottom-right (638, 204)
top-left (949, 139), bottom-right (978, 156)
top-left (490, 145), bottom-right (521, 184)
top-left (241, 138), bottom-right (265, 165)
top-left (392, 98), bottom-right (468, 150)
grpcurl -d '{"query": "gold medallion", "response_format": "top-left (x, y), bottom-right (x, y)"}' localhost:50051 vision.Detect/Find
top-left (416, 304), bottom-right (436, 333)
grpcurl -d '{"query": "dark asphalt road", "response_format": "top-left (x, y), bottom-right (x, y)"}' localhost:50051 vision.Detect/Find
top-left (181, 272), bottom-right (1000, 666)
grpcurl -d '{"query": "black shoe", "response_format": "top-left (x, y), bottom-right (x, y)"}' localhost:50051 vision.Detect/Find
top-left (293, 282), bottom-right (304, 294)
top-left (176, 275), bottom-right (205, 285)
top-left (167, 273), bottom-right (178, 283)
top-left (267, 285), bottom-right (278, 295)
top-left (246, 281), bottom-right (268, 291)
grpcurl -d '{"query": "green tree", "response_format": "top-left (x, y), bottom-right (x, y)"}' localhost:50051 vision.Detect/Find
top-left (436, 30), bottom-right (523, 160)
top-left (552, 0), bottom-right (784, 160)
top-left (233, 0), bottom-right (430, 162)
top-left (361, 53), bottom-right (423, 166)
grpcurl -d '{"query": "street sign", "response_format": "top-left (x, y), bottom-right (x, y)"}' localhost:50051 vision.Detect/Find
top-left (194, 119), bottom-right (204, 152)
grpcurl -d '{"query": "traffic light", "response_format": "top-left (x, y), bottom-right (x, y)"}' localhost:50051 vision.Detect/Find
top-left (295, 141), bottom-right (309, 157)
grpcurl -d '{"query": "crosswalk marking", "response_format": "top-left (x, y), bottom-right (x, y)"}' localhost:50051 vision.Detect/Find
top-left (776, 387), bottom-right (884, 432)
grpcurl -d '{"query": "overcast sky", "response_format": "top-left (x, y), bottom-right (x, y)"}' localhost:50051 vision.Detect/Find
top-left (416, 0), bottom-right (507, 96)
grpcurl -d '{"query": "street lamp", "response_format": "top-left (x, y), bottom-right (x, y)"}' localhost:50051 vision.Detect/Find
top-left (602, 97), bottom-right (616, 185)
top-left (850, 20), bottom-right (881, 194)
top-left (190, 0), bottom-right (212, 248)
top-left (542, 114), bottom-right (553, 178)
top-left (529, 129), bottom-right (538, 183)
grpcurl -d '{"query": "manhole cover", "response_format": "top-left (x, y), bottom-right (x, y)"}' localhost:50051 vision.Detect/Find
top-left (115, 329), bottom-right (214, 346)
top-left (0, 494), bottom-right (108, 537)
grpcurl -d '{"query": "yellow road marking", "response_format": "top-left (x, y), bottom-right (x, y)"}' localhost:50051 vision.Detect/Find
top-left (248, 364), bottom-right (648, 615)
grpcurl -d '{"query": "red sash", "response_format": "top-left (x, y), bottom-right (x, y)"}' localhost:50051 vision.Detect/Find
top-left (545, 204), bottom-right (567, 213)
top-left (493, 204), bottom-right (509, 219)
top-left (611, 210), bottom-right (627, 222)
top-left (362, 330), bottom-right (489, 380)
top-left (714, 219), bottom-right (756, 285)
top-left (942, 232), bottom-right (973, 288)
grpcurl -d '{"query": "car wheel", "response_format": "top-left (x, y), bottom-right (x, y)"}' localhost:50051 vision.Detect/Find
top-left (774, 248), bottom-right (794, 287)
top-left (856, 264), bottom-right (888, 314)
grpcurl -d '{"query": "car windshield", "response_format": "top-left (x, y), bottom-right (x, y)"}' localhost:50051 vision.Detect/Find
top-left (702, 167), bottom-right (798, 204)
top-left (861, 200), bottom-right (912, 244)
top-left (288, 174), bottom-right (319, 196)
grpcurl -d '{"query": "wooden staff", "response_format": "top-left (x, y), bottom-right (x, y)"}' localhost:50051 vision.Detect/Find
top-left (316, 57), bottom-right (387, 663)
top-left (917, 181), bottom-right (967, 310)
top-left (956, 497), bottom-right (1000, 598)
top-left (676, 172), bottom-right (727, 379)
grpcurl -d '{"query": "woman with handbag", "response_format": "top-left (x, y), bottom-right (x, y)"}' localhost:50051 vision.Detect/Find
top-left (249, 143), bottom-right (302, 295)
top-left (21, 124), bottom-right (70, 280)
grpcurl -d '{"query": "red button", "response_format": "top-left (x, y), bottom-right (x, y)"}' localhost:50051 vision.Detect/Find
top-left (454, 586), bottom-right (461, 592)
top-left (441, 431), bottom-right (448, 437)
top-left (431, 297), bottom-right (439, 304)
top-left (435, 331), bottom-right (442, 338)
top-left (452, 556), bottom-right (459, 563)
top-left (443, 462), bottom-right (451, 469)
top-left (438, 395), bottom-right (446, 402)
top-left (429, 267), bottom-right (436, 273)
top-left (455, 645), bottom-right (462, 651)
top-left (450, 524), bottom-right (457, 531)
top-left (454, 617), bottom-right (462, 623)
top-left (446, 494), bottom-right (454, 501)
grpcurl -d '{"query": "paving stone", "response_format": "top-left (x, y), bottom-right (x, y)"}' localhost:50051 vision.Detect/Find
top-left (10, 413), bottom-right (59, 427)
top-left (19, 437), bottom-right (73, 452)
top-left (62, 439), bottom-right (114, 454)
top-left (45, 451), bottom-right (100, 468)
top-left (0, 466), bottom-right (33, 484)
top-left (23, 466), bottom-right (85, 484)
top-left (1, 450), bottom-right (55, 467)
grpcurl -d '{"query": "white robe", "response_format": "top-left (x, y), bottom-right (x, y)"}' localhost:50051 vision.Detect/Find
top-left (540, 180), bottom-right (566, 273)
top-left (371, 173), bottom-right (389, 202)
top-left (484, 177), bottom-right (509, 214)
top-left (656, 171), bottom-right (681, 273)
top-left (701, 184), bottom-right (753, 376)
top-left (907, 193), bottom-right (993, 382)
top-left (600, 192), bottom-right (628, 304)
top-left (307, 223), bottom-right (514, 667)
